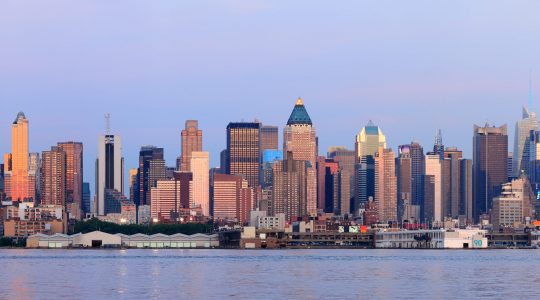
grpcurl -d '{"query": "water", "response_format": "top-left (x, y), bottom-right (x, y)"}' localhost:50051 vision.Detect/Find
top-left (0, 249), bottom-right (538, 299)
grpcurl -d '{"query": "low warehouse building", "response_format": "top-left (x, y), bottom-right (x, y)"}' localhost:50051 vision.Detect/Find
top-left (26, 231), bottom-right (219, 249)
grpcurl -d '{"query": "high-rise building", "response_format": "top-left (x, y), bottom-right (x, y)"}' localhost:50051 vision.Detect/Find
top-left (260, 125), bottom-right (279, 153)
top-left (28, 152), bottom-right (40, 203)
top-left (261, 150), bottom-right (283, 189)
top-left (459, 159), bottom-right (473, 223)
top-left (213, 173), bottom-right (253, 224)
top-left (410, 142), bottom-right (425, 210)
top-left (424, 154), bottom-right (442, 223)
top-left (180, 120), bottom-right (203, 172)
top-left (150, 179), bottom-right (182, 222)
top-left (322, 158), bottom-right (339, 213)
top-left (95, 133), bottom-right (124, 216)
top-left (473, 124), bottom-right (508, 221)
top-left (5, 112), bottom-right (35, 202)
top-left (173, 171), bottom-right (193, 209)
top-left (40, 146), bottom-right (66, 207)
top-left (283, 98), bottom-right (317, 216)
top-left (354, 121), bottom-right (386, 212)
top-left (396, 145), bottom-right (413, 222)
top-left (512, 107), bottom-right (538, 178)
top-left (128, 168), bottom-right (137, 202)
top-left (374, 147), bottom-right (397, 224)
top-left (443, 147), bottom-right (463, 219)
top-left (491, 176), bottom-right (534, 231)
top-left (191, 151), bottom-right (209, 216)
top-left (328, 146), bottom-right (355, 214)
top-left (57, 142), bottom-right (83, 209)
top-left (135, 146), bottom-right (167, 207)
top-left (272, 153), bottom-right (308, 222)
top-left (226, 122), bottom-right (261, 188)
top-left (82, 182), bottom-right (90, 214)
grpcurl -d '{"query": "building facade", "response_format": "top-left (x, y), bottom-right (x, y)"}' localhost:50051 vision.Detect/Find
top-left (283, 98), bottom-right (317, 215)
top-left (473, 124), bottom-right (508, 221)
top-left (180, 120), bottom-right (203, 172)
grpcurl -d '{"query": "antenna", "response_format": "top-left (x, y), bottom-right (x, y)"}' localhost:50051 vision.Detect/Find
top-left (529, 69), bottom-right (533, 112)
top-left (105, 113), bottom-right (111, 134)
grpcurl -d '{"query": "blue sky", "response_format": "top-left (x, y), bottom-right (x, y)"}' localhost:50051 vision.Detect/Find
top-left (1, 1), bottom-right (540, 196)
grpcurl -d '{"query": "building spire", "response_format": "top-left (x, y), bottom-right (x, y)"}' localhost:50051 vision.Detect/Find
top-left (105, 113), bottom-right (111, 134)
top-left (296, 97), bottom-right (303, 106)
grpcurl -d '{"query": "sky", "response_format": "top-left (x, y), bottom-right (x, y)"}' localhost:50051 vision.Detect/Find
top-left (1, 1), bottom-right (540, 197)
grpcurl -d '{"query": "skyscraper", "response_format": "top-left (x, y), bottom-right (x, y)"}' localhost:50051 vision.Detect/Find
top-left (284, 98), bottom-right (317, 215)
top-left (512, 107), bottom-right (538, 178)
top-left (28, 152), bottom-right (40, 203)
top-left (5, 112), bottom-right (35, 202)
top-left (374, 147), bottom-right (397, 224)
top-left (226, 122), bottom-right (261, 188)
top-left (443, 147), bottom-right (463, 218)
top-left (95, 132), bottom-right (124, 216)
top-left (410, 142), bottom-right (425, 210)
top-left (424, 153), bottom-right (442, 223)
top-left (57, 142), bottom-right (83, 209)
top-left (180, 120), bottom-right (203, 172)
top-left (191, 151), bottom-right (210, 216)
top-left (260, 125), bottom-right (279, 153)
top-left (213, 173), bottom-right (254, 224)
top-left (135, 146), bottom-right (167, 207)
top-left (150, 179), bottom-right (182, 222)
top-left (473, 124), bottom-right (508, 221)
top-left (82, 182), bottom-right (90, 214)
top-left (40, 146), bottom-right (66, 206)
top-left (328, 146), bottom-right (355, 214)
top-left (272, 153), bottom-right (308, 222)
top-left (396, 145), bottom-right (413, 222)
top-left (354, 121), bottom-right (386, 212)
top-left (459, 159), bottom-right (473, 223)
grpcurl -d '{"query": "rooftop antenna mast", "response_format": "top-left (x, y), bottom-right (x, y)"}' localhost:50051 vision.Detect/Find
top-left (529, 69), bottom-right (533, 112)
top-left (105, 113), bottom-right (111, 134)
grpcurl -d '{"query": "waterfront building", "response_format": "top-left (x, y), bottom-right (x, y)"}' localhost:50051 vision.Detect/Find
top-left (491, 177), bottom-right (535, 231)
top-left (40, 146), bottom-right (66, 207)
top-left (3, 203), bottom-right (65, 237)
top-left (95, 127), bottom-right (124, 216)
top-left (512, 107), bottom-right (538, 178)
top-left (374, 147), bottom-right (397, 224)
top-left (226, 122), bottom-right (261, 188)
top-left (354, 121), bottom-right (386, 212)
top-left (473, 124), bottom-right (508, 221)
top-left (4, 112), bottom-right (35, 202)
top-left (191, 151), bottom-right (209, 216)
top-left (283, 98), bottom-right (317, 215)
top-left (180, 120), bottom-right (203, 172)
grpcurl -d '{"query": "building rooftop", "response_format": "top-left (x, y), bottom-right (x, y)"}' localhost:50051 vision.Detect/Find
top-left (287, 97), bottom-right (312, 126)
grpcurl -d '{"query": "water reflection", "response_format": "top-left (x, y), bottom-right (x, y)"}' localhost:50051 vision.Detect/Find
top-left (0, 249), bottom-right (538, 299)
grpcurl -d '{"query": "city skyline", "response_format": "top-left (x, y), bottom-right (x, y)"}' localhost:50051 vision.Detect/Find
top-left (0, 101), bottom-right (535, 198)
top-left (2, 1), bottom-right (540, 197)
